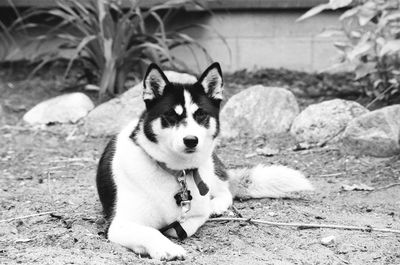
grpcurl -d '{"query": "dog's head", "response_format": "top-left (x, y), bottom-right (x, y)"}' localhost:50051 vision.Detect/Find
top-left (139, 63), bottom-right (223, 169)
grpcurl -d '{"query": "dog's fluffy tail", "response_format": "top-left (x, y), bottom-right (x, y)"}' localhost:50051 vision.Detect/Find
top-left (228, 165), bottom-right (313, 199)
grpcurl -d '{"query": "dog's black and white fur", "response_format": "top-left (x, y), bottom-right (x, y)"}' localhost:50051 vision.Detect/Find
top-left (96, 63), bottom-right (313, 260)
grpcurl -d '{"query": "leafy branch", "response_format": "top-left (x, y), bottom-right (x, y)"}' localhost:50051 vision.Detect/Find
top-left (299, 0), bottom-right (400, 105)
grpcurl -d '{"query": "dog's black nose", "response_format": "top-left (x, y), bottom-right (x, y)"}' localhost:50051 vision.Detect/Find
top-left (183, 136), bottom-right (198, 148)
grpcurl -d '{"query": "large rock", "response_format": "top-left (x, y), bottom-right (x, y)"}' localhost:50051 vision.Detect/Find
top-left (84, 71), bottom-right (196, 136)
top-left (23, 93), bottom-right (94, 125)
top-left (290, 99), bottom-right (369, 145)
top-left (342, 104), bottom-right (400, 157)
top-left (220, 85), bottom-right (299, 138)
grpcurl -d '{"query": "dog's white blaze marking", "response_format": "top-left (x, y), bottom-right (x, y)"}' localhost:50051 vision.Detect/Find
top-left (183, 90), bottom-right (202, 135)
top-left (190, 104), bottom-right (199, 114)
top-left (183, 90), bottom-right (199, 115)
top-left (174, 105), bottom-right (183, 116)
top-left (183, 90), bottom-right (194, 118)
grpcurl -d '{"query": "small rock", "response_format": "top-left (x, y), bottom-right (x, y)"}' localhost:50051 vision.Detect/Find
top-left (290, 99), bottom-right (368, 145)
top-left (256, 146), bottom-right (279, 156)
top-left (320, 235), bottom-right (336, 246)
top-left (341, 183), bottom-right (374, 191)
top-left (227, 210), bottom-right (235, 217)
top-left (84, 84), bottom-right (100, 91)
top-left (194, 243), bottom-right (203, 252)
top-left (220, 85), bottom-right (299, 138)
top-left (315, 215), bottom-right (326, 220)
top-left (342, 104), bottom-right (400, 157)
top-left (84, 71), bottom-right (196, 136)
top-left (15, 238), bottom-right (33, 243)
top-left (244, 153), bottom-right (257, 158)
top-left (23, 93), bottom-right (94, 125)
top-left (292, 142), bottom-right (314, 151)
top-left (267, 211), bottom-right (277, 217)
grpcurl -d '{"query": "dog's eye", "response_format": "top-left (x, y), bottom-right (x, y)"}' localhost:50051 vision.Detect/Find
top-left (164, 109), bottom-right (176, 116)
top-left (193, 109), bottom-right (209, 122)
top-left (161, 110), bottom-right (179, 125)
top-left (164, 110), bottom-right (178, 119)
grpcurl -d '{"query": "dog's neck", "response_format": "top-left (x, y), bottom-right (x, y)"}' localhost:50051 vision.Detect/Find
top-left (157, 162), bottom-right (209, 196)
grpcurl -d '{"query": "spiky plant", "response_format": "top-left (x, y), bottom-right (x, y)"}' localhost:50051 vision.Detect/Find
top-left (17, 0), bottom-right (214, 100)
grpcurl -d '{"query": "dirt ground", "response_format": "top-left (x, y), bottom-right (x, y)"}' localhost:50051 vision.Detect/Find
top-left (1, 65), bottom-right (400, 265)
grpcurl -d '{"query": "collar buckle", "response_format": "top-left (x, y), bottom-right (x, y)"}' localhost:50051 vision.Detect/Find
top-left (175, 171), bottom-right (193, 223)
top-left (179, 200), bottom-right (191, 222)
top-left (181, 200), bottom-right (191, 212)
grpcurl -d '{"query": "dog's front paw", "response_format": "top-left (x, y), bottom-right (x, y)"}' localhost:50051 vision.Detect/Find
top-left (210, 199), bottom-right (229, 216)
top-left (148, 241), bottom-right (186, 261)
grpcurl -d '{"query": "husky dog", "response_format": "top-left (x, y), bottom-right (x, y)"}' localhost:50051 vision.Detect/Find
top-left (96, 62), bottom-right (313, 260)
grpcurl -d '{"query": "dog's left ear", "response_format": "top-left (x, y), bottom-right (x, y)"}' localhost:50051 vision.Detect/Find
top-left (143, 63), bottom-right (169, 101)
top-left (198, 62), bottom-right (223, 100)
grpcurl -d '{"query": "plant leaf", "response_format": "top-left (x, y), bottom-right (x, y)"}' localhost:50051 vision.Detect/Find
top-left (298, 0), bottom-right (352, 21)
top-left (357, 1), bottom-right (377, 26)
top-left (347, 41), bottom-right (373, 61)
top-left (329, 0), bottom-right (353, 9)
top-left (380, 40), bottom-right (400, 56)
top-left (334, 41), bottom-right (350, 52)
top-left (340, 7), bottom-right (360, 20)
top-left (318, 28), bottom-right (345, 38)
top-left (380, 10), bottom-right (400, 27)
top-left (355, 62), bottom-right (376, 79)
top-left (297, 3), bottom-right (332, 21)
top-left (64, 35), bottom-right (97, 78)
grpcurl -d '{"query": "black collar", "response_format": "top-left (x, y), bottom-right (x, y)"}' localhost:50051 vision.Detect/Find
top-left (157, 162), bottom-right (209, 196)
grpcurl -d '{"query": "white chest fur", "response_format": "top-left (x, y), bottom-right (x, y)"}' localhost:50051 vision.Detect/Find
top-left (111, 123), bottom-right (213, 230)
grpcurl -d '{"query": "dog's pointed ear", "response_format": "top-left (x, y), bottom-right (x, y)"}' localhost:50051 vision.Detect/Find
top-left (143, 63), bottom-right (169, 101)
top-left (198, 62), bottom-right (223, 100)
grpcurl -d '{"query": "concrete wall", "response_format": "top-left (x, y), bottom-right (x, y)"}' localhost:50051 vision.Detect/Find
top-left (1, 9), bottom-right (343, 73)
top-left (170, 10), bottom-right (343, 73)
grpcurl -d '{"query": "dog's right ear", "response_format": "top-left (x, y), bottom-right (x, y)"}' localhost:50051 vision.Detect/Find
top-left (143, 63), bottom-right (169, 102)
top-left (198, 62), bottom-right (223, 101)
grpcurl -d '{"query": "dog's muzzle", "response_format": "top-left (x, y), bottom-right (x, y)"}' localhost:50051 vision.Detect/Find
top-left (183, 135), bottom-right (198, 153)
